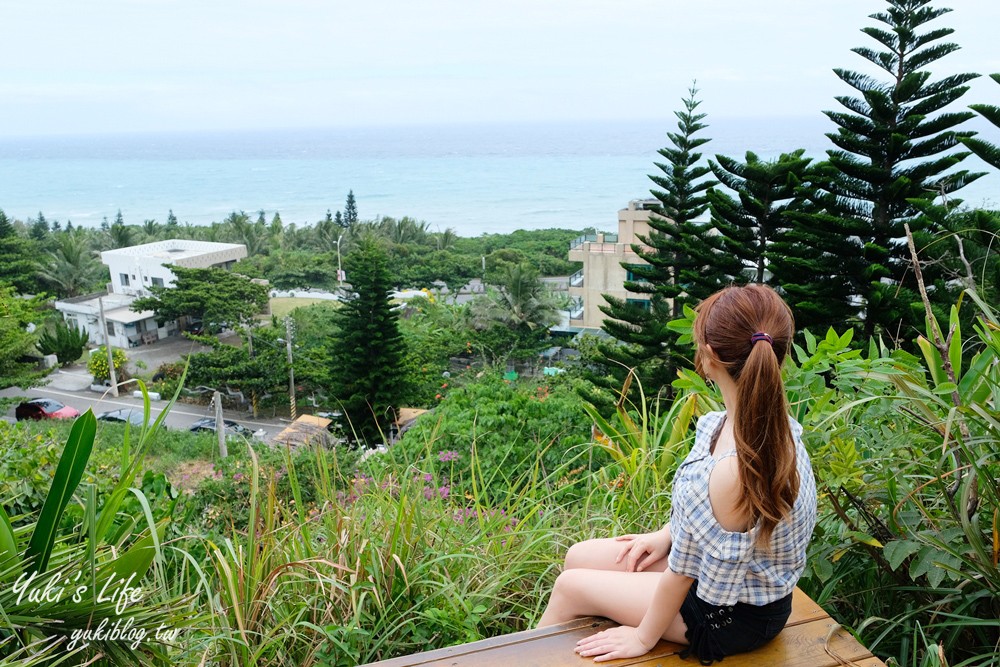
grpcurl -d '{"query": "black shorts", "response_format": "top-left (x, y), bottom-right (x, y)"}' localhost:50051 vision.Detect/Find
top-left (678, 580), bottom-right (793, 665)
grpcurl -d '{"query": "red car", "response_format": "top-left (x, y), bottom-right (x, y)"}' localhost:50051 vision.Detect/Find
top-left (15, 398), bottom-right (81, 421)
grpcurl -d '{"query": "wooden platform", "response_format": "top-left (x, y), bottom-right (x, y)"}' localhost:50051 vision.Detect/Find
top-left (361, 589), bottom-right (886, 667)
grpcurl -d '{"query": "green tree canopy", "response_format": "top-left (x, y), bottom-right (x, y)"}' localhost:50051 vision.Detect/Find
top-left (0, 285), bottom-right (47, 393)
top-left (36, 230), bottom-right (106, 298)
top-left (592, 84), bottom-right (717, 400)
top-left (130, 265), bottom-right (269, 333)
top-left (808, 0), bottom-right (982, 341)
top-left (468, 262), bottom-right (563, 363)
top-left (708, 149), bottom-right (813, 285)
top-left (0, 210), bottom-right (39, 294)
top-left (328, 238), bottom-right (407, 445)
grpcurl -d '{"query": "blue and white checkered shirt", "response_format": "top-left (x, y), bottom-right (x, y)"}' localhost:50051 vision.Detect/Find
top-left (667, 411), bottom-right (817, 606)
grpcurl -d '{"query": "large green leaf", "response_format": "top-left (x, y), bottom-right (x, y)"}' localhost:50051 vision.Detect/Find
top-left (24, 410), bottom-right (97, 574)
top-left (0, 503), bottom-right (22, 581)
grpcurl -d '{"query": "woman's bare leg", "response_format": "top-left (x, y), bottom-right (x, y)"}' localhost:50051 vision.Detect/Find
top-left (536, 568), bottom-right (688, 643)
top-left (537, 537), bottom-right (680, 637)
top-left (564, 538), bottom-right (668, 572)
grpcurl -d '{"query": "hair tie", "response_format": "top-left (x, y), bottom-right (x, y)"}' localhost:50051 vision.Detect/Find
top-left (751, 332), bottom-right (773, 345)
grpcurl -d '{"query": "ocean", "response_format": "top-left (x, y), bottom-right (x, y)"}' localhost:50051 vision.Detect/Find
top-left (0, 117), bottom-right (996, 236)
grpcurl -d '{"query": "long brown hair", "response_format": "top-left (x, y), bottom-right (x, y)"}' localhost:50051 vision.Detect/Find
top-left (693, 284), bottom-right (798, 546)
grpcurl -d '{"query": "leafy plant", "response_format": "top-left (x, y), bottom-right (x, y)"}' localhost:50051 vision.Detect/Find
top-left (584, 369), bottom-right (699, 522)
top-left (35, 320), bottom-right (89, 366)
top-left (0, 380), bottom-right (202, 664)
top-left (87, 346), bottom-right (129, 382)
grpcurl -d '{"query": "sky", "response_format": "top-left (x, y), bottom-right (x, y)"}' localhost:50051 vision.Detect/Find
top-left (2, 0), bottom-right (1000, 137)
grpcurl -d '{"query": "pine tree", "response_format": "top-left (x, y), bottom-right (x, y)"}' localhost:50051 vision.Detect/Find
top-left (960, 73), bottom-right (1000, 170)
top-left (344, 190), bottom-right (358, 225)
top-left (771, 167), bottom-right (864, 334)
top-left (815, 0), bottom-right (982, 341)
top-left (29, 213), bottom-right (49, 243)
top-left (328, 238), bottom-right (406, 445)
top-left (707, 150), bottom-right (813, 285)
top-left (0, 210), bottom-right (39, 293)
top-left (592, 85), bottom-right (717, 397)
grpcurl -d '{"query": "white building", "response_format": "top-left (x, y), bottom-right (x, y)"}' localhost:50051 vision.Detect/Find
top-left (55, 240), bottom-right (247, 349)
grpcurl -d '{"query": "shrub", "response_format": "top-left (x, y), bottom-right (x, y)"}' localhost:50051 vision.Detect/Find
top-left (390, 372), bottom-right (598, 502)
top-left (35, 320), bottom-right (89, 366)
top-left (87, 345), bottom-right (128, 382)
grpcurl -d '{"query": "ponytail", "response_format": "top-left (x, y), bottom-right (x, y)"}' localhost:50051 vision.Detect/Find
top-left (734, 335), bottom-right (797, 546)
top-left (694, 284), bottom-right (798, 547)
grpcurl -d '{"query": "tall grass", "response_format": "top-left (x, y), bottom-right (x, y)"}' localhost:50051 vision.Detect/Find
top-left (176, 394), bottom-right (684, 666)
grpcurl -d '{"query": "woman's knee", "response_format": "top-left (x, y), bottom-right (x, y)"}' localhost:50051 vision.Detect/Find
top-left (551, 568), bottom-right (589, 602)
top-left (565, 538), bottom-right (619, 570)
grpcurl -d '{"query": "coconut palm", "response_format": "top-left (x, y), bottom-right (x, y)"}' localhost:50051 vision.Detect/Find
top-left (36, 231), bottom-right (105, 297)
top-left (470, 262), bottom-right (563, 333)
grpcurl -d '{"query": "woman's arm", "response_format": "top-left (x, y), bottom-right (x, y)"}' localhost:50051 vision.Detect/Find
top-left (574, 568), bottom-right (694, 662)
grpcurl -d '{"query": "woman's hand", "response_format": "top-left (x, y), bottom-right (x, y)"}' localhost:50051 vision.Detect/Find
top-left (575, 625), bottom-right (655, 662)
top-left (614, 528), bottom-right (670, 572)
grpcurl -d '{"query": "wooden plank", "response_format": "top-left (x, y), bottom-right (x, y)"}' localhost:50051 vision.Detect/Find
top-left (364, 617), bottom-right (616, 667)
top-left (360, 588), bottom-right (884, 667)
top-left (680, 618), bottom-right (880, 667)
top-left (788, 587), bottom-right (829, 626)
top-left (363, 618), bottom-right (682, 667)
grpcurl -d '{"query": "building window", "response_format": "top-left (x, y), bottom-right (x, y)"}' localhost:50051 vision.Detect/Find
top-left (625, 264), bottom-right (650, 283)
top-left (106, 321), bottom-right (115, 337)
top-left (120, 273), bottom-right (130, 287)
top-left (151, 277), bottom-right (164, 288)
top-left (626, 298), bottom-right (651, 311)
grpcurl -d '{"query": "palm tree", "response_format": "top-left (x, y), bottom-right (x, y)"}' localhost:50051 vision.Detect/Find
top-left (434, 227), bottom-right (458, 250)
top-left (470, 262), bottom-right (563, 333)
top-left (106, 221), bottom-right (135, 249)
top-left (141, 218), bottom-right (161, 240)
top-left (37, 231), bottom-right (106, 297)
top-left (378, 216), bottom-right (430, 245)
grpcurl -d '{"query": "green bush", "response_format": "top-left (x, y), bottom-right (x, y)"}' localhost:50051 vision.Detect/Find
top-left (87, 345), bottom-right (128, 382)
top-left (35, 320), bottom-right (89, 366)
top-left (390, 372), bottom-right (599, 502)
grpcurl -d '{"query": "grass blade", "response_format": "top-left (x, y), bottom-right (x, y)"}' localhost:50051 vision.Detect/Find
top-left (24, 409), bottom-right (97, 573)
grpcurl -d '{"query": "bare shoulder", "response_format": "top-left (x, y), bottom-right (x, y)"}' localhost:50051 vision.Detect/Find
top-left (708, 457), bottom-right (748, 532)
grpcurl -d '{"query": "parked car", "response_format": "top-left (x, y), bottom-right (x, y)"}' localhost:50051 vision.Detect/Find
top-left (189, 417), bottom-right (266, 440)
top-left (15, 398), bottom-right (81, 421)
top-left (95, 408), bottom-right (146, 427)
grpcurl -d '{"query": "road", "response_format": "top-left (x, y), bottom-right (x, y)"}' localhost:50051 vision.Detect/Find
top-left (1, 370), bottom-right (290, 439)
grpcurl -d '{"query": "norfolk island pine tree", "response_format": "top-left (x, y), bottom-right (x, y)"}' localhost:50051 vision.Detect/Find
top-left (590, 84), bottom-right (719, 402)
top-left (795, 0), bottom-right (983, 343)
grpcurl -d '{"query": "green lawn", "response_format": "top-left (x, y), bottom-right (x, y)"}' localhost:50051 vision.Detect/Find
top-left (267, 296), bottom-right (332, 319)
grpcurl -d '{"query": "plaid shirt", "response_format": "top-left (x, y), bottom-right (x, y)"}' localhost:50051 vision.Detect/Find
top-left (667, 411), bottom-right (817, 606)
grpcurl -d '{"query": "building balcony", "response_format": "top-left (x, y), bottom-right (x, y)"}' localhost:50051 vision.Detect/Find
top-left (568, 298), bottom-right (584, 321)
top-left (569, 269), bottom-right (584, 288)
top-left (568, 231), bottom-right (627, 261)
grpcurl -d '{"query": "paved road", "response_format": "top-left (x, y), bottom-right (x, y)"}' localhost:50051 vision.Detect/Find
top-left (1, 369), bottom-right (291, 440)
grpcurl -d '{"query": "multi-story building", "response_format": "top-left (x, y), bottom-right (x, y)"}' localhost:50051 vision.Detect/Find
top-left (55, 239), bottom-right (247, 349)
top-left (567, 199), bottom-right (658, 330)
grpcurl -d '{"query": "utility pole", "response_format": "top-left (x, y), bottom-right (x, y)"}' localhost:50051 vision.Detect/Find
top-left (213, 390), bottom-right (228, 458)
top-left (285, 317), bottom-right (296, 420)
top-left (336, 234), bottom-right (344, 286)
top-left (97, 297), bottom-right (119, 397)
